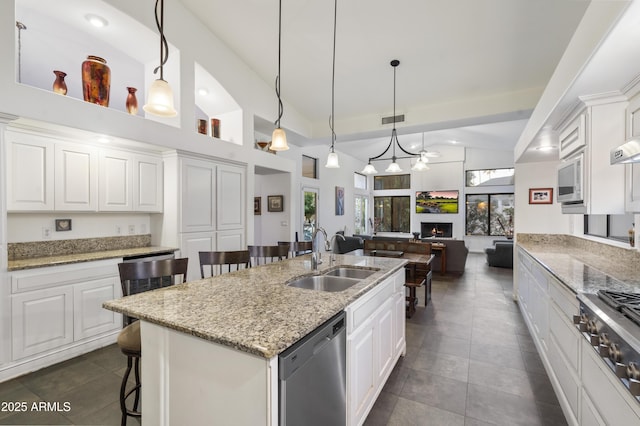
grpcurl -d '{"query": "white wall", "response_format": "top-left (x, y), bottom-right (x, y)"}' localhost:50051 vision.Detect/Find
top-left (253, 173), bottom-right (292, 245)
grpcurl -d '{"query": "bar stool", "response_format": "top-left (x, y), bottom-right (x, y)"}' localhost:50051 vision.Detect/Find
top-left (116, 257), bottom-right (188, 426)
top-left (198, 250), bottom-right (250, 278)
top-left (278, 241), bottom-right (313, 257)
top-left (248, 244), bottom-right (289, 266)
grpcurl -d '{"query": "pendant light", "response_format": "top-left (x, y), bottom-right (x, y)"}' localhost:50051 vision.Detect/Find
top-left (143, 0), bottom-right (177, 117)
top-left (411, 133), bottom-right (431, 171)
top-left (362, 60), bottom-right (425, 174)
top-left (270, 0), bottom-right (289, 151)
top-left (325, 0), bottom-right (340, 168)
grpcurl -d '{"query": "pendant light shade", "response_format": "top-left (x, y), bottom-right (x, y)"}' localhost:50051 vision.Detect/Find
top-left (144, 0), bottom-right (178, 118)
top-left (362, 162), bottom-right (377, 174)
top-left (270, 127), bottom-right (288, 151)
top-left (271, 0), bottom-right (289, 151)
top-left (385, 159), bottom-right (402, 173)
top-left (411, 159), bottom-right (429, 171)
top-left (143, 78), bottom-right (177, 117)
top-left (325, 0), bottom-right (340, 168)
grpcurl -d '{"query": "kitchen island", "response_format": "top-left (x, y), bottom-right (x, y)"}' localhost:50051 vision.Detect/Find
top-left (103, 253), bottom-right (407, 425)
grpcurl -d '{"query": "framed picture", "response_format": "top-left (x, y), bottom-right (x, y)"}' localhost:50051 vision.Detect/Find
top-left (335, 186), bottom-right (344, 216)
top-left (529, 188), bottom-right (553, 204)
top-left (268, 195), bottom-right (284, 212)
top-left (254, 197), bottom-right (261, 215)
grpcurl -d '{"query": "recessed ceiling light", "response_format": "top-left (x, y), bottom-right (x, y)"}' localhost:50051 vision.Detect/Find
top-left (197, 88), bottom-right (209, 96)
top-left (449, 140), bottom-right (458, 144)
top-left (85, 14), bottom-right (108, 28)
top-left (536, 145), bottom-right (557, 152)
top-left (97, 135), bottom-right (111, 143)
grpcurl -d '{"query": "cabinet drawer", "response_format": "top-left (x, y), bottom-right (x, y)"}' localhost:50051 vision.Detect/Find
top-left (518, 248), bottom-right (532, 271)
top-left (11, 260), bottom-right (119, 293)
top-left (549, 279), bottom-right (578, 320)
top-left (530, 262), bottom-right (548, 292)
top-left (549, 303), bottom-right (580, 370)
top-left (347, 277), bottom-right (394, 334)
top-left (549, 333), bottom-right (580, 421)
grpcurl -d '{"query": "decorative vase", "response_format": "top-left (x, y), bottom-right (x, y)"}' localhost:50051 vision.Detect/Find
top-left (52, 70), bottom-right (67, 95)
top-left (125, 87), bottom-right (138, 115)
top-left (197, 119), bottom-right (207, 135)
top-left (211, 118), bottom-right (220, 138)
top-left (81, 55), bottom-right (110, 106)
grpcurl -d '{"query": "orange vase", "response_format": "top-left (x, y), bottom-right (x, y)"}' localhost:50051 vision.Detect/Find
top-left (52, 70), bottom-right (67, 95)
top-left (81, 56), bottom-right (110, 106)
top-left (125, 87), bottom-right (138, 115)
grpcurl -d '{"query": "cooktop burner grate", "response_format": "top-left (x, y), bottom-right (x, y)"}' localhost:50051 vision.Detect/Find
top-left (622, 305), bottom-right (640, 328)
top-left (597, 290), bottom-right (640, 310)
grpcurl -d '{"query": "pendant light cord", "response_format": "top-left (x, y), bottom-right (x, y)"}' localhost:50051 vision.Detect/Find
top-left (152, 0), bottom-right (169, 80)
top-left (16, 21), bottom-right (26, 83)
top-left (275, 0), bottom-right (284, 128)
top-left (329, 0), bottom-right (337, 152)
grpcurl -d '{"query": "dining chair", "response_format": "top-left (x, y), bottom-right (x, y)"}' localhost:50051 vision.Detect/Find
top-left (278, 241), bottom-right (313, 257)
top-left (199, 250), bottom-right (250, 278)
top-left (116, 257), bottom-right (188, 426)
top-left (248, 244), bottom-right (289, 266)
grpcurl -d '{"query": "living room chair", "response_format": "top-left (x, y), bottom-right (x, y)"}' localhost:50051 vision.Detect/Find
top-left (485, 240), bottom-right (514, 268)
top-left (116, 257), bottom-right (188, 426)
top-left (199, 250), bottom-right (250, 278)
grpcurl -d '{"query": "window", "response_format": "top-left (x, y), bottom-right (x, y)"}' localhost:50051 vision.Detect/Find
top-left (466, 193), bottom-right (514, 236)
top-left (465, 168), bottom-right (515, 187)
top-left (302, 155), bottom-right (318, 179)
top-left (354, 195), bottom-right (368, 234)
top-left (302, 188), bottom-right (319, 241)
top-left (373, 174), bottom-right (410, 190)
top-left (374, 196), bottom-right (410, 232)
top-left (354, 172), bottom-right (367, 190)
top-left (584, 214), bottom-right (634, 243)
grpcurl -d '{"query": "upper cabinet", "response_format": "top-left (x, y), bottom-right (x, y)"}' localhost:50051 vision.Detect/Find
top-left (624, 88), bottom-right (640, 212)
top-left (559, 113), bottom-right (586, 159)
top-left (6, 128), bottom-right (163, 213)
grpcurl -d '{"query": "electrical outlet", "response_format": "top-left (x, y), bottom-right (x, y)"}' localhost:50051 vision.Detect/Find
top-left (42, 227), bottom-right (51, 239)
top-left (116, 226), bottom-right (122, 235)
top-left (128, 225), bottom-right (135, 235)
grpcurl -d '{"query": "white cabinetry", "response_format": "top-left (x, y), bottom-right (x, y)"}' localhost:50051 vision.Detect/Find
top-left (54, 143), bottom-right (98, 211)
top-left (134, 154), bottom-right (163, 212)
top-left (557, 99), bottom-right (627, 214)
top-left (5, 259), bottom-right (122, 380)
top-left (346, 268), bottom-right (405, 426)
top-left (6, 131), bottom-right (54, 211)
top-left (174, 155), bottom-right (246, 281)
top-left (624, 91), bottom-right (640, 212)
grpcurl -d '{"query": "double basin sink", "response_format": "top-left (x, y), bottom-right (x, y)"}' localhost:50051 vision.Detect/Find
top-left (287, 267), bottom-right (379, 292)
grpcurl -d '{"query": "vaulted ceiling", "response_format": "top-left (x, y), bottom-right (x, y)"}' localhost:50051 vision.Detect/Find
top-left (180, 0), bottom-right (590, 158)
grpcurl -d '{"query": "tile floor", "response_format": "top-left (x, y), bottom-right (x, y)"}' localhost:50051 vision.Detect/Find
top-left (0, 253), bottom-right (566, 425)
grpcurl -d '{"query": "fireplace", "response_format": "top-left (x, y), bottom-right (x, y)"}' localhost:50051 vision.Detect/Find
top-left (421, 222), bottom-right (452, 238)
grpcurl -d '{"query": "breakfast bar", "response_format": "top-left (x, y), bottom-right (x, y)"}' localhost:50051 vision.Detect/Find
top-left (103, 253), bottom-right (407, 425)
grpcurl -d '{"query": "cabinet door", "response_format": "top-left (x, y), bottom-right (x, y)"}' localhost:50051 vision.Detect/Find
top-left (6, 133), bottom-right (54, 211)
top-left (393, 292), bottom-right (405, 356)
top-left (217, 164), bottom-right (245, 230)
top-left (180, 232), bottom-right (216, 281)
top-left (216, 229), bottom-right (245, 251)
top-left (348, 323), bottom-right (376, 426)
top-left (559, 113), bottom-right (586, 159)
top-left (12, 286), bottom-right (74, 359)
top-left (55, 143), bottom-right (98, 211)
top-left (73, 276), bottom-right (121, 340)
top-left (377, 299), bottom-right (394, 383)
top-left (626, 94), bottom-right (640, 212)
top-left (99, 149), bottom-right (133, 211)
top-left (181, 158), bottom-right (215, 232)
top-left (135, 155), bottom-right (163, 212)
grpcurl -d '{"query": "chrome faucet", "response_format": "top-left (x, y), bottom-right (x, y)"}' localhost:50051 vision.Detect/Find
top-left (311, 227), bottom-right (329, 270)
top-left (328, 233), bottom-right (346, 264)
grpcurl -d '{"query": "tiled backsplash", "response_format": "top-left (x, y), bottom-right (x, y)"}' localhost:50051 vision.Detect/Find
top-left (8, 235), bottom-right (152, 260)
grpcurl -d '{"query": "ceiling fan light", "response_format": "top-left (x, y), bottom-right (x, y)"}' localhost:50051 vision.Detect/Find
top-left (362, 163), bottom-right (377, 174)
top-left (325, 151), bottom-right (340, 168)
top-left (385, 161), bottom-right (402, 173)
top-left (143, 79), bottom-right (177, 117)
top-left (270, 127), bottom-right (289, 151)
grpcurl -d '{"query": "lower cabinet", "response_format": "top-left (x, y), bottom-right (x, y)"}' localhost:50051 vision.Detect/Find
top-left (5, 260), bottom-right (122, 380)
top-left (346, 268), bottom-right (405, 426)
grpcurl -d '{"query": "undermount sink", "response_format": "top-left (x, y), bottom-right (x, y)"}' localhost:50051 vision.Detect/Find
top-left (287, 275), bottom-right (360, 292)
top-left (324, 267), bottom-right (377, 279)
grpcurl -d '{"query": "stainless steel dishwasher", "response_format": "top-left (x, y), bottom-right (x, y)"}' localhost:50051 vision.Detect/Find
top-left (279, 311), bottom-right (346, 426)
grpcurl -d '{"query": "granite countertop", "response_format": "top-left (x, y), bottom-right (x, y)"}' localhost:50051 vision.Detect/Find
top-left (8, 246), bottom-right (179, 271)
top-left (103, 254), bottom-right (407, 359)
top-left (517, 238), bottom-right (640, 295)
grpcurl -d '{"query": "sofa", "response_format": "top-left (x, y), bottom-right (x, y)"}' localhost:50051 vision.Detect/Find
top-left (333, 234), bottom-right (373, 254)
top-left (485, 240), bottom-right (514, 268)
top-left (421, 238), bottom-right (469, 275)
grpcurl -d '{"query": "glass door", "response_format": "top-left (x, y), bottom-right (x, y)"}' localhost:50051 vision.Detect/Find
top-left (302, 187), bottom-right (319, 241)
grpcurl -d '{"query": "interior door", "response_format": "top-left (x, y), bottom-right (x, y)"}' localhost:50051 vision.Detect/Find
top-left (302, 187), bottom-right (319, 241)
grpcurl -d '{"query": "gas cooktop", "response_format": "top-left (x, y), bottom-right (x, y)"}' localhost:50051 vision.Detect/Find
top-left (598, 290), bottom-right (640, 327)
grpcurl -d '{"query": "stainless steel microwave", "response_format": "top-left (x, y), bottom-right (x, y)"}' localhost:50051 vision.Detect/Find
top-left (557, 153), bottom-right (584, 204)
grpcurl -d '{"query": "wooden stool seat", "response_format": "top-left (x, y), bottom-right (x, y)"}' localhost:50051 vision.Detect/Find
top-left (404, 277), bottom-right (425, 318)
